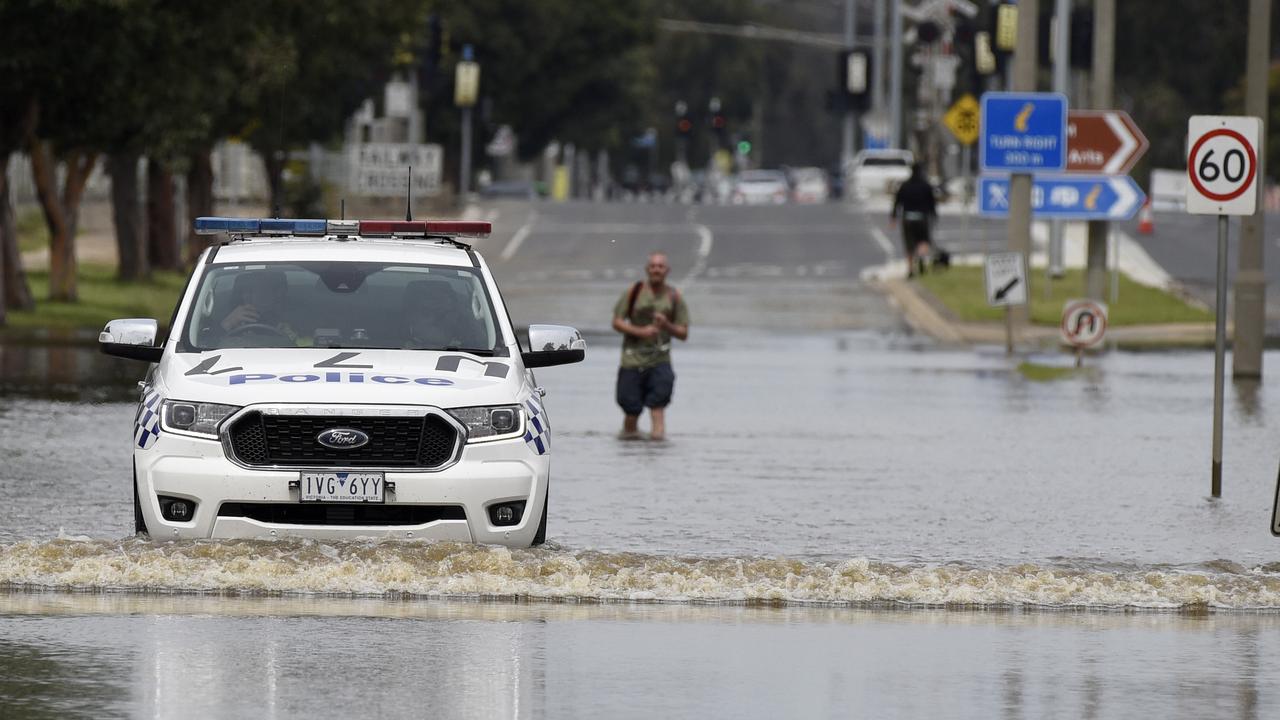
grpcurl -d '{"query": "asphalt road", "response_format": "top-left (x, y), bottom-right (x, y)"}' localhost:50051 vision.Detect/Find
top-left (470, 199), bottom-right (906, 335)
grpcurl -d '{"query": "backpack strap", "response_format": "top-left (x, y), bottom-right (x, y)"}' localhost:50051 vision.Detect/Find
top-left (625, 281), bottom-right (643, 321)
top-left (627, 282), bottom-right (681, 322)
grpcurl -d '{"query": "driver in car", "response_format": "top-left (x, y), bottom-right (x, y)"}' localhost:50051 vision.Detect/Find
top-left (219, 270), bottom-right (298, 344)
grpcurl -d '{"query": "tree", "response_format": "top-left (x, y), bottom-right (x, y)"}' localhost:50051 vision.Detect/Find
top-left (237, 0), bottom-right (430, 215)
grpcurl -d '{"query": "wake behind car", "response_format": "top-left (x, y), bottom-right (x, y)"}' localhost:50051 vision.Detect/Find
top-left (99, 217), bottom-right (585, 547)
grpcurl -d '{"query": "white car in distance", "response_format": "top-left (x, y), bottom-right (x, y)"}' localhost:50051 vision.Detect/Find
top-left (849, 149), bottom-right (914, 200)
top-left (731, 169), bottom-right (790, 205)
top-left (99, 216), bottom-right (585, 548)
top-left (788, 167), bottom-right (830, 204)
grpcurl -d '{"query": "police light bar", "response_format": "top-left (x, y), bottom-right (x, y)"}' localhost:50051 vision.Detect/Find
top-left (359, 220), bottom-right (429, 236)
top-left (260, 218), bottom-right (327, 235)
top-left (194, 217), bottom-right (260, 235)
top-left (326, 220), bottom-right (360, 235)
top-left (424, 221), bottom-right (492, 237)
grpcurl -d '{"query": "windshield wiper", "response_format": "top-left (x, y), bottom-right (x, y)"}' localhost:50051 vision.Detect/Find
top-left (442, 347), bottom-right (496, 356)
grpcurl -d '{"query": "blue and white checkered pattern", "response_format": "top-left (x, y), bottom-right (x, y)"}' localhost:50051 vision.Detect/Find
top-left (134, 388), bottom-right (162, 450)
top-left (523, 397), bottom-right (550, 456)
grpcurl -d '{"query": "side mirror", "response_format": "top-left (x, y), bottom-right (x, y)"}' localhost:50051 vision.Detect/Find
top-left (522, 324), bottom-right (586, 368)
top-left (99, 318), bottom-right (163, 363)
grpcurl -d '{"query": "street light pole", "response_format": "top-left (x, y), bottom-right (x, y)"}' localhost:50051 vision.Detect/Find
top-left (1085, 0), bottom-right (1114, 301)
top-left (1048, 0), bottom-right (1070, 281)
top-left (889, 0), bottom-right (903, 149)
top-left (1235, 0), bottom-right (1270, 379)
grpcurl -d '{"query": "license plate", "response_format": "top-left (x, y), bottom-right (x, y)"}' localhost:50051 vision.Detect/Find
top-left (300, 472), bottom-right (385, 503)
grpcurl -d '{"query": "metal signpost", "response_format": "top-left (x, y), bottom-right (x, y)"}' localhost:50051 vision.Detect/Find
top-left (984, 251), bottom-right (1028, 354)
top-left (1060, 298), bottom-right (1108, 367)
top-left (943, 93), bottom-right (979, 253)
top-left (1185, 115), bottom-right (1263, 498)
top-left (977, 175), bottom-right (1145, 220)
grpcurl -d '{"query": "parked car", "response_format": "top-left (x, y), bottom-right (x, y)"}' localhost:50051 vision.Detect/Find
top-left (788, 167), bottom-right (830, 204)
top-left (849, 149), bottom-right (914, 200)
top-left (100, 216), bottom-right (586, 547)
top-left (731, 169), bottom-right (790, 205)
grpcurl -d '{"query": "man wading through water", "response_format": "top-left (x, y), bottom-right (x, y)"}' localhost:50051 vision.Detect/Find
top-left (612, 252), bottom-right (690, 441)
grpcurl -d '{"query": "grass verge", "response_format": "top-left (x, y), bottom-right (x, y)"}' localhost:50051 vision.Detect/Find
top-left (16, 207), bottom-right (49, 253)
top-left (1017, 362), bottom-right (1081, 381)
top-left (3, 263), bottom-right (187, 333)
top-left (915, 266), bottom-right (1212, 326)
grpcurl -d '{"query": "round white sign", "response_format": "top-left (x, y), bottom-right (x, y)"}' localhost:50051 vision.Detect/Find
top-left (1186, 116), bottom-right (1263, 216)
top-left (1061, 299), bottom-right (1108, 348)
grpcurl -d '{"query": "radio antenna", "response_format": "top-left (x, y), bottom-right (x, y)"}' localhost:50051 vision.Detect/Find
top-left (405, 165), bottom-right (413, 221)
top-left (340, 198), bottom-right (345, 220)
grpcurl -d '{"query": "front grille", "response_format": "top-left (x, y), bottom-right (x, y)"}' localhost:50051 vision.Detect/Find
top-left (218, 502), bottom-right (466, 526)
top-left (226, 411), bottom-right (459, 468)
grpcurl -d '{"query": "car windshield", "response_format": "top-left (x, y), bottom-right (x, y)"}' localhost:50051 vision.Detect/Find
top-left (180, 261), bottom-right (502, 353)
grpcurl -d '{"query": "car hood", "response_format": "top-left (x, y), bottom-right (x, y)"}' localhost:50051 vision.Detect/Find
top-left (158, 348), bottom-right (525, 408)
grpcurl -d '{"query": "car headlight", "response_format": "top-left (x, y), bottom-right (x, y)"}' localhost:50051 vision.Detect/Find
top-left (160, 400), bottom-right (240, 439)
top-left (447, 405), bottom-right (524, 442)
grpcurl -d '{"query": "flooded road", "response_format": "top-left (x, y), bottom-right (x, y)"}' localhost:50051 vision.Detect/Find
top-left (4, 297), bottom-right (1280, 715)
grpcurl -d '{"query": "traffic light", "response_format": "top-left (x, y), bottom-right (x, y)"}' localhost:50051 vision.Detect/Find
top-left (676, 117), bottom-right (693, 135)
top-left (1070, 8), bottom-right (1093, 70)
top-left (839, 49), bottom-right (871, 111)
top-left (736, 139), bottom-right (752, 155)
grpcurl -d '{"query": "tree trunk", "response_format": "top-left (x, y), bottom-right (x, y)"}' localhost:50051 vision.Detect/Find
top-left (0, 102), bottom-right (37, 313)
top-left (108, 151), bottom-right (148, 281)
top-left (147, 157), bottom-right (179, 270)
top-left (28, 139), bottom-right (94, 302)
top-left (185, 148), bottom-right (215, 264)
top-left (0, 156), bottom-right (8, 325)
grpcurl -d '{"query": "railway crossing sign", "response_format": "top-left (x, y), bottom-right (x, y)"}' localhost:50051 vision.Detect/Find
top-left (1186, 116), bottom-right (1262, 216)
top-left (944, 93), bottom-right (980, 146)
top-left (1060, 299), bottom-right (1108, 348)
top-left (984, 252), bottom-right (1027, 307)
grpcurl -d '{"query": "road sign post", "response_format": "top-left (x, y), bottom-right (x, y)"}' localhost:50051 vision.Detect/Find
top-left (985, 251), bottom-right (1028, 354)
top-left (981, 91), bottom-right (1067, 342)
top-left (1186, 115), bottom-right (1264, 498)
top-left (944, 94), bottom-right (979, 257)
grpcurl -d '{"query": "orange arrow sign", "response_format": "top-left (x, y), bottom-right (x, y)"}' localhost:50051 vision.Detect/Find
top-left (1067, 111), bottom-right (1148, 175)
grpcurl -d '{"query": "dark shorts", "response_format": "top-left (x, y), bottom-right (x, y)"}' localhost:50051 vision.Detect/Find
top-left (903, 219), bottom-right (930, 254)
top-left (616, 362), bottom-right (675, 416)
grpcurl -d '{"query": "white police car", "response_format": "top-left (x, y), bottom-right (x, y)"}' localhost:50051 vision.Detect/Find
top-left (99, 217), bottom-right (584, 546)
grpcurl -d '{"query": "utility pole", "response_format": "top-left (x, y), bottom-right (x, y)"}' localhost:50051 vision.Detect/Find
top-left (1235, 0), bottom-right (1270, 379)
top-left (872, 0), bottom-right (886, 116)
top-left (1085, 0), bottom-right (1113, 301)
top-left (1048, 0), bottom-right (1070, 280)
top-left (889, 0), bottom-right (904, 148)
top-left (1007, 0), bottom-right (1039, 330)
top-left (842, 0), bottom-right (858, 180)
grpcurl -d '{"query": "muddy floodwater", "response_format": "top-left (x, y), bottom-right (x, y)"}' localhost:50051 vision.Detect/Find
top-left (3, 331), bottom-right (1280, 718)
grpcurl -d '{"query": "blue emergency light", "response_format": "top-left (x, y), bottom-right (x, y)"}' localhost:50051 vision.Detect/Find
top-left (260, 218), bottom-right (327, 234)
top-left (194, 217), bottom-right (261, 235)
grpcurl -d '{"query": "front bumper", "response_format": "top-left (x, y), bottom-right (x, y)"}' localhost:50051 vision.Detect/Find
top-left (135, 432), bottom-right (548, 546)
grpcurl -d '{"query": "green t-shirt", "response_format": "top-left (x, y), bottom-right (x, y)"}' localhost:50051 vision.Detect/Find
top-left (613, 282), bottom-right (690, 370)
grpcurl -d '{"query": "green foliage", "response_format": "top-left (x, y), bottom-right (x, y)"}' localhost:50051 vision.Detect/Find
top-left (916, 266), bottom-right (1212, 327)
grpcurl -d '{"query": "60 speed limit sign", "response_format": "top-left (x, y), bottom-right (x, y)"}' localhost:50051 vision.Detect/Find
top-left (1186, 115), bottom-right (1263, 215)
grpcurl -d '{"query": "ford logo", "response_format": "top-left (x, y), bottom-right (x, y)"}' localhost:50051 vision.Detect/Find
top-left (316, 428), bottom-right (369, 450)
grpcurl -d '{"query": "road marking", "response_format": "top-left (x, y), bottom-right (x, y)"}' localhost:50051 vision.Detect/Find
top-left (499, 211), bottom-right (537, 261)
top-left (869, 226), bottom-right (896, 259)
top-left (682, 224), bottom-right (713, 285)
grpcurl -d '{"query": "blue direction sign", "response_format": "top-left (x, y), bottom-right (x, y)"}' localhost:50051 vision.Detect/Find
top-left (980, 92), bottom-right (1068, 172)
top-left (978, 175), bottom-right (1146, 220)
